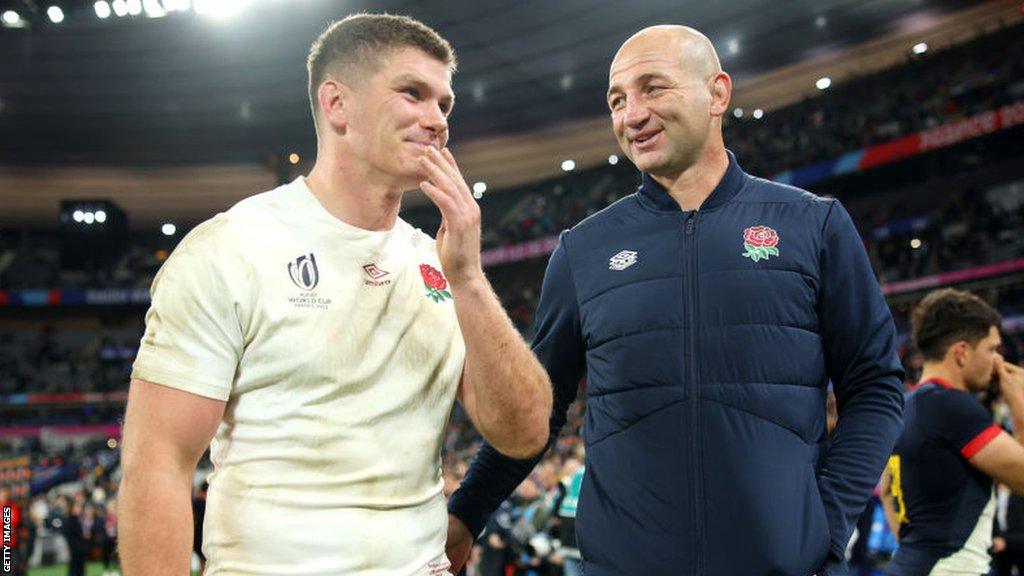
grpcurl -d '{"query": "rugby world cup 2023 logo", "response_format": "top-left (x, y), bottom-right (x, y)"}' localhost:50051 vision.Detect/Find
top-left (287, 253), bottom-right (332, 310)
top-left (288, 253), bottom-right (319, 290)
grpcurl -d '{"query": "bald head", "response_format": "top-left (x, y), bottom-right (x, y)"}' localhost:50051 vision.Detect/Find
top-left (612, 25), bottom-right (722, 83)
top-left (606, 25), bottom-right (732, 181)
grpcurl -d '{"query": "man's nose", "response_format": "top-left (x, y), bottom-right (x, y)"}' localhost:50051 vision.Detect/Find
top-left (423, 104), bottom-right (448, 135)
top-left (623, 98), bottom-right (650, 128)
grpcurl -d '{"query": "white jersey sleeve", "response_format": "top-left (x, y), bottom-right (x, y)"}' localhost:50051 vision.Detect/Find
top-left (132, 215), bottom-right (251, 400)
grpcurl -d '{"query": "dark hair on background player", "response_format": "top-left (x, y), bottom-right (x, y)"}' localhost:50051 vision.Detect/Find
top-left (911, 288), bottom-right (1002, 361)
top-left (306, 13), bottom-right (457, 134)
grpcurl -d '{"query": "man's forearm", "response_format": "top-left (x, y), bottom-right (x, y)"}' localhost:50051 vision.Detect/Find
top-left (1008, 398), bottom-right (1024, 444)
top-left (451, 275), bottom-right (552, 459)
top-left (818, 378), bottom-right (904, 562)
top-left (118, 466), bottom-right (195, 575)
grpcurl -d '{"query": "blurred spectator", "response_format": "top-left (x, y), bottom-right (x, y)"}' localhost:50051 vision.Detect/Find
top-left (102, 499), bottom-right (118, 576)
top-left (993, 485), bottom-right (1024, 575)
top-left (61, 497), bottom-right (87, 576)
top-left (550, 453), bottom-right (584, 576)
top-left (193, 480), bottom-right (208, 574)
top-left (477, 499), bottom-right (515, 576)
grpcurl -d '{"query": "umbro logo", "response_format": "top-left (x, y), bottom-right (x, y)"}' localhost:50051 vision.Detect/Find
top-left (363, 263), bottom-right (388, 280)
top-left (363, 263), bottom-right (391, 287)
top-left (609, 250), bottom-right (638, 271)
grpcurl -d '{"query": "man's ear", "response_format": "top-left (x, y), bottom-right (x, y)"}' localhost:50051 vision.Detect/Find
top-left (318, 79), bottom-right (350, 132)
top-left (952, 341), bottom-right (969, 367)
top-left (708, 71), bottom-right (732, 117)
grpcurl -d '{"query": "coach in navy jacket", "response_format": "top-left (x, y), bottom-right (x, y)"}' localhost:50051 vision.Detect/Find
top-left (446, 25), bottom-right (904, 576)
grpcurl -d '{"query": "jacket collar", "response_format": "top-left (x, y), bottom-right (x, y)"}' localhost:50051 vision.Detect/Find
top-left (637, 149), bottom-right (746, 212)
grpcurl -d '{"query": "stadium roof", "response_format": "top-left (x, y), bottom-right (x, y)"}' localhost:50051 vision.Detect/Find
top-left (0, 0), bottom-right (1018, 229)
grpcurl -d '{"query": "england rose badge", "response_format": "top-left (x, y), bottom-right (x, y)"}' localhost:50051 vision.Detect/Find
top-left (741, 226), bottom-right (780, 262)
top-left (419, 264), bottom-right (453, 303)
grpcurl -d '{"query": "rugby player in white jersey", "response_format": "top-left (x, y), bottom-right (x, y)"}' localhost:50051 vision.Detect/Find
top-left (117, 13), bottom-right (553, 576)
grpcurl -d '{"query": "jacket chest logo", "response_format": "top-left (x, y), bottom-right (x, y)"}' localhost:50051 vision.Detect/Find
top-left (741, 226), bottom-right (780, 262)
top-left (608, 250), bottom-right (638, 271)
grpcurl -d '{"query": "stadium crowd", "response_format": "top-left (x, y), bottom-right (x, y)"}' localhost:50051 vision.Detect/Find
top-left (728, 23), bottom-right (1024, 177)
top-left (1, 21), bottom-right (1021, 294)
top-left (5, 174), bottom-right (1024, 400)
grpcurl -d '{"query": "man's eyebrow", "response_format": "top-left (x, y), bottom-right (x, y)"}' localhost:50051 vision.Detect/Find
top-left (394, 73), bottom-right (455, 109)
top-left (636, 72), bottom-right (672, 85)
top-left (393, 74), bottom-right (429, 91)
top-left (607, 72), bottom-right (673, 99)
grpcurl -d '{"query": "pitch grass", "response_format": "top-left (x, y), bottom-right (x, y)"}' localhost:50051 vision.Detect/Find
top-left (28, 562), bottom-right (199, 576)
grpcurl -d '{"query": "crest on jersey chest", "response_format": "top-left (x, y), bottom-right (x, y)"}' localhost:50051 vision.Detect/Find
top-left (285, 252), bottom-right (333, 310)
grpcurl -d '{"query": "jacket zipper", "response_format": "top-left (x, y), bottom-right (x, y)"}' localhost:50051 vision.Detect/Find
top-left (684, 211), bottom-right (703, 576)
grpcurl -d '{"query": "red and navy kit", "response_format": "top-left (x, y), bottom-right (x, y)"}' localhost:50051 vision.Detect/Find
top-left (886, 379), bottom-right (1003, 575)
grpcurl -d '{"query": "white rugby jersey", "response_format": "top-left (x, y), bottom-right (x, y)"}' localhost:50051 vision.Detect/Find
top-left (132, 177), bottom-right (465, 575)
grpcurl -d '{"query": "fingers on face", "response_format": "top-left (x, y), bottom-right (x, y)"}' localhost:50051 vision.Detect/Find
top-left (440, 147), bottom-right (460, 171)
top-left (419, 153), bottom-right (456, 192)
top-left (422, 151), bottom-right (473, 213)
top-left (419, 180), bottom-right (456, 214)
top-left (998, 359), bottom-right (1011, 374)
top-left (430, 147), bottom-right (472, 197)
top-left (422, 147), bottom-right (454, 182)
top-left (416, 154), bottom-right (477, 266)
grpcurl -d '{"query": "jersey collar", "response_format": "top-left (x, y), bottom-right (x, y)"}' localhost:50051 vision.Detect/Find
top-left (637, 149), bottom-right (747, 213)
top-left (911, 377), bottom-right (955, 392)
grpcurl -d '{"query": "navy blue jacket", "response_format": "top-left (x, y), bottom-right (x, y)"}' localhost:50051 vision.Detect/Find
top-left (450, 151), bottom-right (905, 576)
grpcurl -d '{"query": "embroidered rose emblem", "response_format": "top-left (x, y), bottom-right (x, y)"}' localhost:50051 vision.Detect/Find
top-left (419, 264), bottom-right (452, 302)
top-left (744, 226), bottom-right (779, 248)
top-left (742, 226), bottom-right (780, 262)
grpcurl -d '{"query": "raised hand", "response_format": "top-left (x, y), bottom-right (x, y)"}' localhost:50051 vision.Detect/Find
top-left (996, 354), bottom-right (1024, 408)
top-left (418, 147), bottom-right (483, 288)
